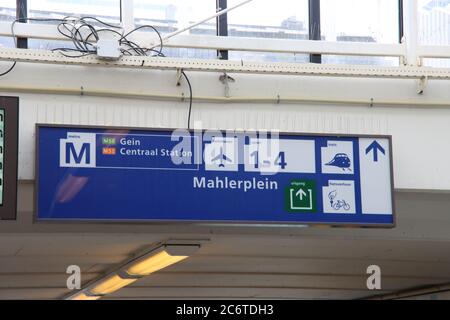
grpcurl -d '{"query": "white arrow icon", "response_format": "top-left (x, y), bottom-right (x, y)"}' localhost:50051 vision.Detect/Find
top-left (290, 188), bottom-right (313, 210)
top-left (296, 189), bottom-right (307, 200)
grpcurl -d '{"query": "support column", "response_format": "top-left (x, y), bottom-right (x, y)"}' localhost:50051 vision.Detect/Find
top-left (16, 0), bottom-right (28, 48)
top-left (403, 0), bottom-right (419, 66)
top-left (120, 0), bottom-right (135, 34)
top-left (309, 0), bottom-right (321, 63)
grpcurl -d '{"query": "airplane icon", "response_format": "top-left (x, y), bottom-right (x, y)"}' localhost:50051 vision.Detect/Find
top-left (211, 147), bottom-right (232, 167)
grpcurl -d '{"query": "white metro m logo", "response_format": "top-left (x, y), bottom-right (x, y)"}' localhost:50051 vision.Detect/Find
top-left (59, 132), bottom-right (96, 167)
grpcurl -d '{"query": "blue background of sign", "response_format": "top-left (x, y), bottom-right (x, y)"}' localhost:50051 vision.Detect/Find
top-left (36, 126), bottom-right (394, 226)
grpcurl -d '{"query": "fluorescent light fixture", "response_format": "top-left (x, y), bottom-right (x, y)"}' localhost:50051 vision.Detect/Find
top-left (71, 292), bottom-right (101, 300)
top-left (90, 274), bottom-right (137, 295)
top-left (66, 244), bottom-right (200, 300)
top-left (125, 245), bottom-right (197, 277)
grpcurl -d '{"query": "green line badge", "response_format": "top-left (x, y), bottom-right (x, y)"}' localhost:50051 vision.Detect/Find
top-left (102, 137), bottom-right (116, 145)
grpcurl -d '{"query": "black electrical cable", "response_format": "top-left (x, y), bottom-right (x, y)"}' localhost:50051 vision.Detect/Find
top-left (181, 70), bottom-right (193, 130)
top-left (76, 16), bottom-right (123, 29)
top-left (11, 16), bottom-right (125, 57)
top-left (50, 48), bottom-right (95, 58)
top-left (0, 61), bottom-right (17, 77)
top-left (12, 17), bottom-right (70, 44)
top-left (7, 12), bottom-right (195, 129)
top-left (121, 24), bottom-right (164, 54)
top-left (160, 53), bottom-right (194, 129)
top-left (6, 17), bottom-right (72, 76)
top-left (11, 15), bottom-right (165, 58)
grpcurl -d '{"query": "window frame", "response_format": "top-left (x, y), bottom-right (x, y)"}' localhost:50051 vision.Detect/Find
top-left (218, 0), bottom-right (404, 63)
top-left (7, 0), bottom-right (441, 67)
top-left (16, 0), bottom-right (27, 48)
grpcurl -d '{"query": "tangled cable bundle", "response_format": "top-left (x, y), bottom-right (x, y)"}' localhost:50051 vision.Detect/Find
top-left (11, 16), bottom-right (164, 58)
top-left (8, 16), bottom-right (192, 129)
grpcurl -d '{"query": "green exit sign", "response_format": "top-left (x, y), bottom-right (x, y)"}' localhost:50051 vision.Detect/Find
top-left (285, 180), bottom-right (317, 213)
top-left (0, 97), bottom-right (18, 220)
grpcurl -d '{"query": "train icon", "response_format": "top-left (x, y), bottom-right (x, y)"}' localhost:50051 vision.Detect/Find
top-left (325, 153), bottom-right (351, 171)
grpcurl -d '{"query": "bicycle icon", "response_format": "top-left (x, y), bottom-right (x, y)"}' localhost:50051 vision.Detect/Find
top-left (328, 190), bottom-right (350, 211)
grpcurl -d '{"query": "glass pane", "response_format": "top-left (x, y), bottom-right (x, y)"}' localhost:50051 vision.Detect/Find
top-left (229, 51), bottom-right (309, 63)
top-left (227, 0), bottom-right (309, 40)
top-left (423, 58), bottom-right (450, 68)
top-left (164, 48), bottom-right (217, 59)
top-left (321, 0), bottom-right (399, 43)
top-left (28, 0), bottom-right (121, 23)
top-left (28, 39), bottom-right (77, 51)
top-left (0, 1), bottom-right (15, 22)
top-left (134, 0), bottom-right (216, 35)
top-left (26, 1), bottom-right (121, 51)
top-left (133, 1), bottom-right (216, 59)
top-left (0, 37), bottom-right (15, 49)
top-left (418, 0), bottom-right (450, 45)
top-left (0, 1), bottom-right (15, 48)
top-left (322, 55), bottom-right (399, 66)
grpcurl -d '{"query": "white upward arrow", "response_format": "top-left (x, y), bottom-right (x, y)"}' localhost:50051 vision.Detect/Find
top-left (296, 189), bottom-right (307, 200)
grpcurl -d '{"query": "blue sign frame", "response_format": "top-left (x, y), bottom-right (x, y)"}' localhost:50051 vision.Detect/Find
top-left (35, 125), bottom-right (395, 227)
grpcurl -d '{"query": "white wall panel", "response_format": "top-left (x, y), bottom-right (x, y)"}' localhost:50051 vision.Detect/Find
top-left (0, 62), bottom-right (448, 191)
top-left (12, 92), bottom-right (450, 192)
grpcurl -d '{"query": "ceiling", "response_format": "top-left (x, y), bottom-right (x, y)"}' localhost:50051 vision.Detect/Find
top-left (0, 182), bottom-right (449, 300)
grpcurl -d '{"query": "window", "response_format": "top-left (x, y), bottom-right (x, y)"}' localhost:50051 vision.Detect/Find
top-left (227, 0), bottom-right (309, 40)
top-left (133, 0), bottom-right (217, 59)
top-left (321, 0), bottom-right (399, 44)
top-left (418, 0), bottom-right (450, 45)
top-left (1, 0), bottom-right (446, 67)
top-left (0, 36), bottom-right (14, 49)
top-left (0, 1), bottom-right (15, 48)
top-left (134, 0), bottom-right (216, 35)
top-left (28, 39), bottom-right (77, 51)
top-left (27, 0), bottom-right (121, 23)
top-left (163, 47), bottom-right (217, 59)
top-left (321, 0), bottom-right (400, 65)
top-left (228, 51), bottom-right (309, 63)
top-left (0, 1), bottom-right (15, 22)
top-left (227, 0), bottom-right (309, 62)
top-left (418, 0), bottom-right (450, 67)
top-left (422, 57), bottom-right (450, 68)
top-left (321, 55), bottom-right (399, 66)
top-left (26, 0), bottom-right (121, 50)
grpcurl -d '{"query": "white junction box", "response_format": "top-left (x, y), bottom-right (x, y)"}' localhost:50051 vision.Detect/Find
top-left (96, 39), bottom-right (122, 60)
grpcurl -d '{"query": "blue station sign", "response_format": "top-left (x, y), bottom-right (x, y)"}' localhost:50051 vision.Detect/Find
top-left (36, 125), bottom-right (395, 227)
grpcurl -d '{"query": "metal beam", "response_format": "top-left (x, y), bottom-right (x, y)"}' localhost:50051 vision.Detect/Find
top-left (403, 0), bottom-right (419, 66)
top-left (0, 22), bottom-right (407, 57)
top-left (0, 47), bottom-right (449, 80)
top-left (120, 0), bottom-right (134, 34)
top-left (216, 0), bottom-right (229, 60)
top-left (15, 0), bottom-right (27, 48)
top-left (417, 45), bottom-right (450, 59)
top-left (308, 0), bottom-right (321, 64)
top-left (398, 0), bottom-right (404, 43)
